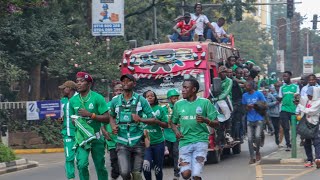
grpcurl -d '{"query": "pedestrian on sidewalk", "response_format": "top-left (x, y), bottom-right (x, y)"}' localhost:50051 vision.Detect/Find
top-left (142, 90), bottom-right (168, 180)
top-left (101, 83), bottom-right (123, 180)
top-left (58, 80), bottom-right (77, 180)
top-left (109, 74), bottom-right (156, 180)
top-left (69, 72), bottom-right (110, 180)
top-left (171, 78), bottom-right (219, 180)
top-left (278, 71), bottom-right (300, 151)
top-left (163, 89), bottom-right (181, 180)
top-left (297, 86), bottom-right (320, 169)
top-left (242, 81), bottom-right (267, 164)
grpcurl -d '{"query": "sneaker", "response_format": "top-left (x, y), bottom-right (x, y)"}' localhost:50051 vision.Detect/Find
top-left (315, 159), bottom-right (320, 169)
top-left (256, 152), bottom-right (261, 161)
top-left (304, 161), bottom-right (313, 168)
top-left (249, 158), bottom-right (256, 164)
top-left (285, 146), bottom-right (291, 151)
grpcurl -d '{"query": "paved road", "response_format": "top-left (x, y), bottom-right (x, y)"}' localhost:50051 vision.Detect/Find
top-left (1, 135), bottom-right (318, 180)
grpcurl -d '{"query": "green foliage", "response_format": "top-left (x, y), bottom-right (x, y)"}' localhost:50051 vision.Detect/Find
top-left (30, 118), bottom-right (62, 146)
top-left (229, 17), bottom-right (273, 67)
top-left (0, 143), bottom-right (16, 163)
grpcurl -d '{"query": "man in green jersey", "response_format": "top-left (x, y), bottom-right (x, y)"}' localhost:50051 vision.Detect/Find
top-left (163, 89), bottom-right (180, 180)
top-left (109, 74), bottom-right (156, 180)
top-left (59, 80), bottom-right (77, 180)
top-left (69, 72), bottom-right (110, 180)
top-left (171, 78), bottom-right (219, 180)
top-left (101, 83), bottom-right (123, 180)
top-left (279, 71), bottom-right (300, 151)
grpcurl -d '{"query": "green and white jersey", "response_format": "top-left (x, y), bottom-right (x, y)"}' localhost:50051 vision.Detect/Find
top-left (279, 83), bottom-right (299, 113)
top-left (109, 92), bottom-right (154, 146)
top-left (104, 101), bottom-right (117, 150)
top-left (69, 90), bottom-right (109, 133)
top-left (144, 105), bottom-right (167, 145)
top-left (61, 97), bottom-right (76, 137)
top-left (172, 97), bottom-right (218, 148)
top-left (162, 103), bottom-right (177, 142)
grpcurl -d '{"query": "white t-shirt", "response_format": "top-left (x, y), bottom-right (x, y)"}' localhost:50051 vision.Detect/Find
top-left (191, 13), bottom-right (209, 36)
top-left (211, 22), bottom-right (226, 37)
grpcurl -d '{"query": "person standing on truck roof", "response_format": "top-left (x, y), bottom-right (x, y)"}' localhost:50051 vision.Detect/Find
top-left (163, 89), bottom-right (181, 180)
top-left (206, 17), bottom-right (229, 43)
top-left (69, 72), bottom-right (110, 180)
top-left (278, 71), bottom-right (300, 152)
top-left (171, 78), bottom-right (219, 180)
top-left (191, 2), bottom-right (218, 42)
top-left (242, 81), bottom-right (267, 164)
top-left (58, 80), bottom-right (77, 180)
top-left (109, 74), bottom-right (156, 180)
top-left (169, 12), bottom-right (197, 42)
top-left (101, 83), bottom-right (123, 180)
top-left (142, 90), bottom-right (168, 180)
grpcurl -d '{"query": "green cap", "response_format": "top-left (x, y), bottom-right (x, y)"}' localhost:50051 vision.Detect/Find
top-left (246, 59), bottom-right (256, 65)
top-left (167, 89), bottom-right (180, 98)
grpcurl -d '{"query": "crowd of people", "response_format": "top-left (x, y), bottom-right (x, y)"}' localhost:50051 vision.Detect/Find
top-left (58, 55), bottom-right (320, 180)
top-left (169, 3), bottom-right (230, 43)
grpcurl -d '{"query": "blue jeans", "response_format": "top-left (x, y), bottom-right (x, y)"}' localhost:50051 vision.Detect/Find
top-left (247, 121), bottom-right (263, 159)
top-left (143, 142), bottom-right (165, 180)
top-left (117, 142), bottom-right (145, 180)
top-left (170, 31), bottom-right (194, 42)
top-left (165, 140), bottom-right (180, 177)
top-left (206, 29), bottom-right (229, 43)
top-left (179, 142), bottom-right (208, 178)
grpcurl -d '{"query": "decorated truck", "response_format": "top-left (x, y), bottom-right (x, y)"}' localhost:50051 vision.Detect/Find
top-left (120, 41), bottom-right (241, 163)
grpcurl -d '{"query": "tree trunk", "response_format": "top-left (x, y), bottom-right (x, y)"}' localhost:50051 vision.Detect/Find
top-left (30, 64), bottom-right (41, 100)
top-left (87, 0), bottom-right (92, 28)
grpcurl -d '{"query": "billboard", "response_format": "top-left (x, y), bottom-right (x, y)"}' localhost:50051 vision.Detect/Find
top-left (26, 100), bottom-right (61, 120)
top-left (303, 56), bottom-right (313, 74)
top-left (276, 50), bottom-right (284, 72)
top-left (92, 0), bottom-right (125, 36)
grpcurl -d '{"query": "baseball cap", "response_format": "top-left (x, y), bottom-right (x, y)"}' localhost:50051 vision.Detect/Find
top-left (184, 12), bottom-right (191, 18)
top-left (120, 74), bottom-right (136, 82)
top-left (59, 81), bottom-right (77, 90)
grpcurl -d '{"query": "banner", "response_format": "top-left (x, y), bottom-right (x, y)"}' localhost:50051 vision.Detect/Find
top-left (276, 50), bottom-right (284, 72)
top-left (26, 100), bottom-right (61, 120)
top-left (92, 0), bottom-right (124, 36)
top-left (303, 56), bottom-right (313, 74)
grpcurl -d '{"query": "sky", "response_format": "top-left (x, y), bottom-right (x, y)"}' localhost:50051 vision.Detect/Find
top-left (295, 0), bottom-right (320, 28)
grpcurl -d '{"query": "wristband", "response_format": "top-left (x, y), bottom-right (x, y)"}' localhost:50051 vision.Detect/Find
top-left (91, 113), bottom-right (96, 120)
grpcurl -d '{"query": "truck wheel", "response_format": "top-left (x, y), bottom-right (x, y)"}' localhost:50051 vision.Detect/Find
top-left (232, 143), bottom-right (241, 154)
top-left (206, 149), bottom-right (220, 164)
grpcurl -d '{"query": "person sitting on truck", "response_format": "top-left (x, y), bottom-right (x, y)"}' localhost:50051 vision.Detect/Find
top-left (242, 81), bottom-right (267, 164)
top-left (206, 17), bottom-right (229, 43)
top-left (171, 78), bottom-right (219, 180)
top-left (191, 2), bottom-right (218, 41)
top-left (162, 89), bottom-right (180, 180)
top-left (169, 12), bottom-right (197, 42)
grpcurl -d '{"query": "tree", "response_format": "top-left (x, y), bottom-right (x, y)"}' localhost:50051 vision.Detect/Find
top-left (229, 17), bottom-right (273, 68)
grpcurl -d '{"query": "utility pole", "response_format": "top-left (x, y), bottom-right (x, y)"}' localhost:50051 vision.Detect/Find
top-left (181, 0), bottom-right (185, 15)
top-left (153, 4), bottom-right (157, 43)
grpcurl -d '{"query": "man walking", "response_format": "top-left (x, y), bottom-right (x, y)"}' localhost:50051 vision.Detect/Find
top-left (109, 74), bottom-right (155, 180)
top-left (59, 80), bottom-right (77, 180)
top-left (279, 71), bottom-right (300, 151)
top-left (69, 72), bottom-right (110, 180)
top-left (172, 78), bottom-right (219, 180)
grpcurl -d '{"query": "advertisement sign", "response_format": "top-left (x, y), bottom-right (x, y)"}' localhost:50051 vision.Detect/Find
top-left (276, 50), bottom-right (284, 72)
top-left (92, 0), bottom-right (125, 36)
top-left (303, 56), bottom-right (313, 74)
top-left (26, 100), bottom-right (61, 120)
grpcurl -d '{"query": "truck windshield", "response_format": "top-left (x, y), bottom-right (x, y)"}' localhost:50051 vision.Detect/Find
top-left (134, 71), bottom-right (205, 102)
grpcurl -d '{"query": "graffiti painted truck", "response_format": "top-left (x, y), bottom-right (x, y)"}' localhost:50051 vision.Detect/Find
top-left (120, 41), bottom-right (241, 163)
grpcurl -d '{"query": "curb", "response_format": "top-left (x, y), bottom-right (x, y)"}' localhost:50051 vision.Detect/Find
top-left (14, 148), bottom-right (64, 154)
top-left (0, 159), bottom-right (28, 169)
top-left (0, 161), bottom-right (38, 175)
top-left (260, 158), bottom-right (305, 164)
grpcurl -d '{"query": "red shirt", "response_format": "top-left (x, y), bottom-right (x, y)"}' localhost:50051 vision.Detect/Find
top-left (176, 20), bottom-right (195, 36)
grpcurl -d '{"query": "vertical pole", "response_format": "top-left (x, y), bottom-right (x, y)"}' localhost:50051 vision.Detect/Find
top-left (291, 115), bottom-right (297, 158)
top-left (181, 0), bottom-right (185, 15)
top-left (307, 30), bottom-right (309, 56)
top-left (286, 18), bottom-right (291, 71)
top-left (153, 5), bottom-right (157, 43)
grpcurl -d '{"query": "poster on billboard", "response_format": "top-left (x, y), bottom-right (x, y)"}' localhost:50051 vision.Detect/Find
top-left (26, 100), bottom-right (61, 120)
top-left (303, 56), bottom-right (313, 74)
top-left (92, 0), bottom-right (124, 36)
top-left (276, 50), bottom-right (284, 72)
